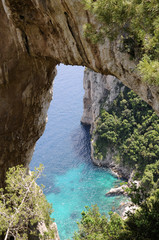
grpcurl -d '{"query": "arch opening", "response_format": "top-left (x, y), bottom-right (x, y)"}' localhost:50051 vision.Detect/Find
top-left (30, 64), bottom-right (126, 240)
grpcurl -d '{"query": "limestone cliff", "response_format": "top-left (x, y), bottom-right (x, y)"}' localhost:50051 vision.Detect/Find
top-left (81, 68), bottom-right (125, 130)
top-left (81, 69), bottom-right (132, 179)
top-left (0, 0), bottom-right (159, 183)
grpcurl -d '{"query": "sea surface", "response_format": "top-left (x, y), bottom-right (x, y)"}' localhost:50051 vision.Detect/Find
top-left (30, 64), bottom-right (126, 240)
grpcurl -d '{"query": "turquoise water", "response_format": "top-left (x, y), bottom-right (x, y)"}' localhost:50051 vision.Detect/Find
top-left (30, 64), bottom-right (126, 240)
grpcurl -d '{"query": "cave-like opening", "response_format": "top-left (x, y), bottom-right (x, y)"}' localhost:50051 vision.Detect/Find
top-left (30, 64), bottom-right (127, 240)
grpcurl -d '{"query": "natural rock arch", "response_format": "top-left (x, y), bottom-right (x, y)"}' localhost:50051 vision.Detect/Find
top-left (0, 0), bottom-right (159, 184)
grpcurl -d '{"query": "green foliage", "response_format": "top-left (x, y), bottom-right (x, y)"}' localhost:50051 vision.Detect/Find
top-left (74, 193), bottom-right (159, 240)
top-left (87, 86), bottom-right (159, 239)
top-left (138, 55), bottom-right (159, 85)
top-left (73, 87), bottom-right (159, 239)
top-left (83, 23), bottom-right (104, 44)
top-left (93, 87), bottom-right (159, 176)
top-left (73, 205), bottom-right (125, 240)
top-left (83, 0), bottom-right (159, 85)
top-left (126, 160), bottom-right (159, 205)
top-left (0, 165), bottom-right (54, 240)
top-left (125, 189), bottom-right (159, 240)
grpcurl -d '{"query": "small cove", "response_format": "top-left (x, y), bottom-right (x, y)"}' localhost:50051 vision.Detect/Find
top-left (30, 64), bottom-right (127, 240)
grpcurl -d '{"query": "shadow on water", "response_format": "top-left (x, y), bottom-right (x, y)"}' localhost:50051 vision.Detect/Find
top-left (70, 124), bottom-right (91, 163)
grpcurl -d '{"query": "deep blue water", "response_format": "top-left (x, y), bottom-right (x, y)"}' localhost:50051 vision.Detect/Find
top-left (30, 64), bottom-right (126, 240)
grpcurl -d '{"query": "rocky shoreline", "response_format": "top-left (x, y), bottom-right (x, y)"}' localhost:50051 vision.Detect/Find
top-left (105, 184), bottom-right (128, 196)
top-left (91, 138), bottom-right (133, 180)
top-left (93, 149), bottom-right (136, 219)
top-left (91, 143), bottom-right (135, 218)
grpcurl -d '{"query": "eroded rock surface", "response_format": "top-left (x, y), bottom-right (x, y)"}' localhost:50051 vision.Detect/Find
top-left (0, 0), bottom-right (159, 183)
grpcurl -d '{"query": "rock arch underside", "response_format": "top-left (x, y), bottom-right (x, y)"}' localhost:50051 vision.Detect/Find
top-left (0, 0), bottom-right (159, 184)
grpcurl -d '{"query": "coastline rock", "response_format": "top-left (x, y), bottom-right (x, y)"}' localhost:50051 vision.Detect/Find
top-left (91, 144), bottom-right (133, 180)
top-left (106, 185), bottom-right (128, 196)
top-left (81, 69), bottom-right (134, 180)
top-left (118, 202), bottom-right (138, 220)
top-left (38, 222), bottom-right (60, 240)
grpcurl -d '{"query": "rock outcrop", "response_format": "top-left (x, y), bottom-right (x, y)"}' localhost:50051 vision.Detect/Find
top-left (81, 68), bottom-right (125, 130)
top-left (38, 222), bottom-right (60, 240)
top-left (106, 185), bottom-right (127, 196)
top-left (0, 0), bottom-right (159, 183)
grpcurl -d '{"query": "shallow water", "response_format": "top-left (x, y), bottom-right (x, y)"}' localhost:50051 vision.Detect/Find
top-left (30, 64), bottom-right (126, 240)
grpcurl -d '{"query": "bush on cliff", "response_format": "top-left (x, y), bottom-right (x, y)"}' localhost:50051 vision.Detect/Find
top-left (73, 205), bottom-right (125, 240)
top-left (125, 189), bottom-right (159, 240)
top-left (83, 0), bottom-right (159, 85)
top-left (93, 87), bottom-right (159, 177)
top-left (74, 190), bottom-right (159, 240)
top-left (0, 165), bottom-right (54, 240)
top-left (75, 85), bottom-right (159, 239)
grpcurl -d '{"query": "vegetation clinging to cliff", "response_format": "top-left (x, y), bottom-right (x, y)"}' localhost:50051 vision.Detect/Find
top-left (75, 87), bottom-right (159, 239)
top-left (93, 88), bottom-right (159, 176)
top-left (83, 0), bottom-right (159, 85)
top-left (73, 205), bottom-right (125, 240)
top-left (0, 165), bottom-right (54, 240)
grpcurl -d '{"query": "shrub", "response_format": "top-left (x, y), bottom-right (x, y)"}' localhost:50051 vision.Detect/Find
top-left (0, 164), bottom-right (54, 240)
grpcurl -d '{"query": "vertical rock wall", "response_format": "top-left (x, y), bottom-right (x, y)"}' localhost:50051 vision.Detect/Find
top-left (81, 69), bottom-right (132, 178)
top-left (81, 68), bottom-right (125, 131)
top-left (0, 1), bottom-right (57, 185)
top-left (0, 55), bottom-right (56, 185)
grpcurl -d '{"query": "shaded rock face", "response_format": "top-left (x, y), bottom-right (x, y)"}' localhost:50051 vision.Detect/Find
top-left (0, 1), bottom-right (57, 185)
top-left (0, 0), bottom-right (159, 184)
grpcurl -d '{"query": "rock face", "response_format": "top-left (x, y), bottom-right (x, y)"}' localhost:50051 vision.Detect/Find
top-left (0, 0), bottom-right (57, 184)
top-left (81, 68), bottom-right (125, 131)
top-left (81, 68), bottom-right (133, 179)
top-left (0, 0), bottom-right (159, 183)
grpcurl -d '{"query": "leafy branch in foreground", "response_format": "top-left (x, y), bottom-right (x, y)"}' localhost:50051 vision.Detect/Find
top-left (0, 164), bottom-right (54, 240)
